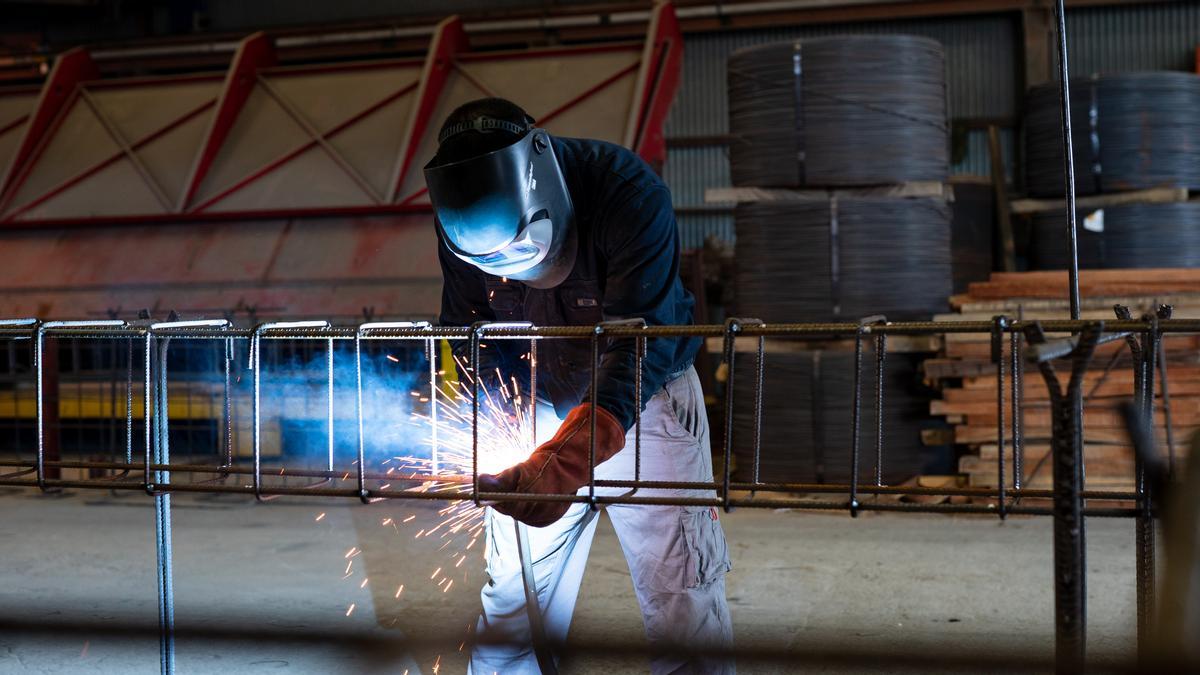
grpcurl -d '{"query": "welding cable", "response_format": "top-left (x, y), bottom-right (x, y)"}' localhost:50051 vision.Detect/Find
top-left (733, 197), bottom-right (953, 323)
top-left (1024, 71), bottom-right (1200, 197)
top-left (730, 349), bottom-right (932, 485)
top-left (728, 35), bottom-right (948, 188)
top-left (1030, 202), bottom-right (1200, 270)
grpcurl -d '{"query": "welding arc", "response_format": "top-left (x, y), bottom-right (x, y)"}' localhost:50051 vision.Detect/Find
top-left (731, 349), bottom-right (933, 485)
top-left (1031, 202), bottom-right (1200, 270)
top-left (728, 35), bottom-right (948, 188)
top-left (734, 198), bottom-right (953, 323)
top-left (1024, 71), bottom-right (1200, 197)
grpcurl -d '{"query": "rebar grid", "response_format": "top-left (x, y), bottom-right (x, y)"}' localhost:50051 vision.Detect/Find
top-left (0, 315), bottom-right (1178, 675)
top-left (0, 317), bottom-right (1182, 509)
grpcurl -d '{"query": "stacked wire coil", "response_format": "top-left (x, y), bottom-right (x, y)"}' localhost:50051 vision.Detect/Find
top-left (728, 35), bottom-right (948, 187)
top-left (1024, 71), bottom-right (1200, 197)
top-left (731, 349), bottom-right (933, 485)
top-left (734, 198), bottom-right (953, 323)
top-left (1031, 202), bottom-right (1200, 270)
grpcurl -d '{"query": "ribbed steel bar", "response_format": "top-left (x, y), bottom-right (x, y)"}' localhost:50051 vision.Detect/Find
top-left (13, 318), bottom-right (1200, 340)
top-left (1052, 0), bottom-right (1081, 322)
top-left (0, 458), bottom-right (1141, 503)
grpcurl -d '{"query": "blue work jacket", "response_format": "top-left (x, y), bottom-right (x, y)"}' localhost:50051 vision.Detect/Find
top-left (437, 136), bottom-right (700, 430)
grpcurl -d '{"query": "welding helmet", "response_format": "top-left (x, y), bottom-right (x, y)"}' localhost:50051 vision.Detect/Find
top-left (424, 116), bottom-right (577, 289)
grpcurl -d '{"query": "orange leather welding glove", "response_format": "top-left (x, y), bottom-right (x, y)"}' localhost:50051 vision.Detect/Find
top-left (478, 403), bottom-right (626, 527)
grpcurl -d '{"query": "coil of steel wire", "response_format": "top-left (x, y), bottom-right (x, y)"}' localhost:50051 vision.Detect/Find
top-left (1024, 71), bottom-right (1200, 197)
top-left (734, 197), bottom-right (953, 322)
top-left (728, 35), bottom-right (948, 187)
top-left (1030, 201), bottom-right (1200, 269)
top-left (731, 349), bottom-right (934, 485)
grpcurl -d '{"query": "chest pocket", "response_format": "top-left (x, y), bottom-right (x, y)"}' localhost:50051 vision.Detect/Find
top-left (485, 280), bottom-right (523, 321)
top-left (558, 279), bottom-right (604, 326)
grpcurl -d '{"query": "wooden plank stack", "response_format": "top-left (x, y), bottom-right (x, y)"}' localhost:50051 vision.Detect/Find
top-left (928, 269), bottom-right (1200, 491)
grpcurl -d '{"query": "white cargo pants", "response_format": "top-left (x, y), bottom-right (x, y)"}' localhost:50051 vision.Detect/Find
top-left (468, 367), bottom-right (735, 674)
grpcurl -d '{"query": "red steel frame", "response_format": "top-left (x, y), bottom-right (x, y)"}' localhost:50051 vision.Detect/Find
top-left (625, 1), bottom-right (683, 169)
top-left (3, 99), bottom-right (216, 221)
top-left (386, 16), bottom-right (470, 204)
top-left (177, 32), bottom-right (278, 213)
top-left (0, 48), bottom-right (99, 214)
top-left (188, 79), bottom-right (421, 213)
top-left (0, 2), bottom-right (683, 227)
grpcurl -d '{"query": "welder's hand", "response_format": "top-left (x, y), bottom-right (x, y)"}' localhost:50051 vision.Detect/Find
top-left (479, 403), bottom-right (626, 527)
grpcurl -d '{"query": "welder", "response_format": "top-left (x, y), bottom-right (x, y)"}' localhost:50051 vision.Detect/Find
top-left (425, 97), bottom-right (734, 674)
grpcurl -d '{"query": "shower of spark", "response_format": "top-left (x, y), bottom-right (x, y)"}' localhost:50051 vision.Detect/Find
top-left (332, 345), bottom-right (561, 665)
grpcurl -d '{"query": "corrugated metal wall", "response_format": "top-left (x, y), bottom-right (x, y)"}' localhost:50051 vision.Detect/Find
top-left (1068, 1), bottom-right (1200, 74)
top-left (666, 2), bottom-right (1200, 248)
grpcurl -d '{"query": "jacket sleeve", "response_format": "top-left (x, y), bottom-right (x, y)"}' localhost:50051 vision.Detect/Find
top-left (591, 185), bottom-right (697, 430)
top-left (437, 227), bottom-right (521, 391)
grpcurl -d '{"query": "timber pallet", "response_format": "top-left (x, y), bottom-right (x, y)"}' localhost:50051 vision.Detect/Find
top-left (1009, 186), bottom-right (1190, 215)
top-left (705, 334), bottom-right (941, 355)
top-left (704, 181), bottom-right (951, 204)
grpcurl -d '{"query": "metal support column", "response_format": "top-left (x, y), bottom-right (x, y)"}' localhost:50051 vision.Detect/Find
top-left (1117, 303), bottom-right (1169, 659)
top-left (152, 335), bottom-right (175, 675)
top-left (1026, 322), bottom-right (1102, 673)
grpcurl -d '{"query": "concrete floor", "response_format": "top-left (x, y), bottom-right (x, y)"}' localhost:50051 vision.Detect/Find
top-left (0, 489), bottom-right (1138, 674)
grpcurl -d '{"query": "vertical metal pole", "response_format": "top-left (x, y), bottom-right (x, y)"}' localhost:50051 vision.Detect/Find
top-left (470, 326), bottom-right (482, 506)
top-left (873, 330), bottom-right (887, 489)
top-left (327, 337), bottom-right (335, 473)
top-left (588, 324), bottom-right (601, 510)
top-left (633, 335), bottom-right (644, 494)
top-left (355, 333), bottom-right (367, 499)
top-left (34, 326), bottom-right (46, 489)
top-left (1054, 0), bottom-right (1081, 321)
top-left (1053, 0), bottom-right (1086, 668)
top-left (144, 335), bottom-right (154, 494)
top-left (251, 334), bottom-right (263, 501)
top-left (126, 338), bottom-right (134, 465)
top-left (720, 319), bottom-right (739, 512)
top-left (1011, 330), bottom-right (1024, 491)
top-left (154, 337), bottom-right (176, 675)
top-left (429, 337), bottom-right (439, 474)
top-left (1034, 323), bottom-right (1097, 674)
top-left (223, 338), bottom-right (232, 468)
top-left (848, 325), bottom-right (866, 517)
top-left (993, 316), bottom-right (1009, 518)
top-left (529, 338), bottom-right (537, 450)
top-left (1134, 317), bottom-right (1159, 659)
top-left (751, 335), bottom-right (765, 488)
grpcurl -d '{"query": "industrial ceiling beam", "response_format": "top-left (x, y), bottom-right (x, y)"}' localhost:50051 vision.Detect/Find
top-left (254, 74), bottom-right (385, 205)
top-left (76, 88), bottom-right (174, 211)
top-left (386, 16), bottom-right (469, 204)
top-left (0, 47), bottom-right (97, 212)
top-left (625, 1), bottom-right (683, 169)
top-left (11, 0), bottom-right (1160, 74)
top-left (177, 32), bottom-right (277, 213)
top-left (187, 79), bottom-right (419, 214)
top-left (2, 98), bottom-right (215, 222)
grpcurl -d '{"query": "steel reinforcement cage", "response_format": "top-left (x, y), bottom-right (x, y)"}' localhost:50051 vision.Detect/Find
top-left (0, 314), bottom-right (1188, 672)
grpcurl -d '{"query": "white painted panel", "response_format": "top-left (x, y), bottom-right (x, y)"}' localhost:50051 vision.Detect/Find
top-left (207, 144), bottom-right (373, 212)
top-left (458, 49), bottom-right (640, 121)
top-left (17, 157), bottom-right (165, 220)
top-left (135, 107), bottom-right (215, 204)
top-left (190, 85), bottom-right (309, 207)
top-left (263, 65), bottom-right (420, 134)
top-left (327, 89), bottom-right (416, 198)
top-left (7, 99), bottom-right (121, 213)
top-left (86, 80), bottom-right (220, 141)
top-left (540, 71), bottom-right (638, 145)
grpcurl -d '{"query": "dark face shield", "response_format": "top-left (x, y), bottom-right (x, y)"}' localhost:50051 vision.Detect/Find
top-left (425, 130), bottom-right (577, 288)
